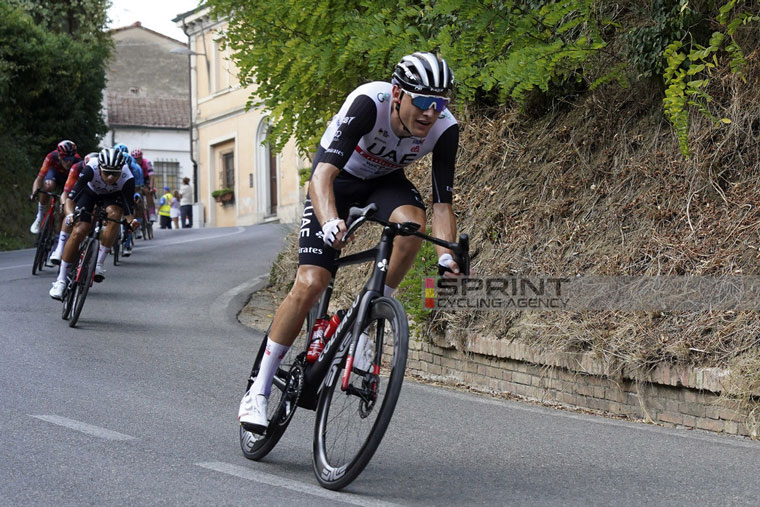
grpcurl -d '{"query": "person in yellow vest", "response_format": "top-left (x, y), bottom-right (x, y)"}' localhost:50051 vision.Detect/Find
top-left (158, 186), bottom-right (173, 229)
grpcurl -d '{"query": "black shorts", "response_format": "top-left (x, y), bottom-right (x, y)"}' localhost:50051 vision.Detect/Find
top-left (73, 188), bottom-right (128, 223)
top-left (298, 165), bottom-right (425, 272)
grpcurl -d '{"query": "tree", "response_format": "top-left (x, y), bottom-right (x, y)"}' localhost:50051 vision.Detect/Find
top-left (0, 1), bottom-right (111, 249)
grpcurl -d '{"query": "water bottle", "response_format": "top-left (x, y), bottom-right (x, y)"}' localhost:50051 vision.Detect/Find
top-left (306, 318), bottom-right (329, 363)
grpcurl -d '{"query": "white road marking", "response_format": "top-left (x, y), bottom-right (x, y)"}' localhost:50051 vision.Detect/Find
top-left (0, 264), bottom-right (29, 271)
top-left (29, 415), bottom-right (137, 441)
top-left (196, 461), bottom-right (403, 507)
top-left (136, 227), bottom-right (246, 251)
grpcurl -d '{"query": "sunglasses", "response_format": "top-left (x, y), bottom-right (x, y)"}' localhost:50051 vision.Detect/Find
top-left (100, 168), bottom-right (121, 176)
top-left (406, 91), bottom-right (450, 111)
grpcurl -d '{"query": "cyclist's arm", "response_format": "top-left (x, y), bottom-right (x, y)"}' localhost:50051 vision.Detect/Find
top-left (120, 177), bottom-right (136, 217)
top-left (32, 154), bottom-right (53, 193)
top-left (430, 123), bottom-right (460, 262)
top-left (313, 94), bottom-right (376, 226)
top-left (67, 164), bottom-right (94, 202)
top-left (310, 162), bottom-right (342, 227)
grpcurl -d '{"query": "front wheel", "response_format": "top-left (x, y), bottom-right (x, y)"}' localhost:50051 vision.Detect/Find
top-left (32, 213), bottom-right (53, 275)
top-left (69, 240), bottom-right (98, 328)
top-left (312, 297), bottom-right (408, 490)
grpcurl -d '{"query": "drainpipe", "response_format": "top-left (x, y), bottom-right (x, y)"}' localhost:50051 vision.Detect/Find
top-left (182, 19), bottom-right (199, 204)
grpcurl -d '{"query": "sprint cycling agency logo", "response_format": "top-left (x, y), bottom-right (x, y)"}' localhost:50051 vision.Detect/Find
top-left (422, 276), bottom-right (760, 312)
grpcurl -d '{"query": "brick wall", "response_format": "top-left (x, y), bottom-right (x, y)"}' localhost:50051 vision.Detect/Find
top-left (396, 334), bottom-right (759, 438)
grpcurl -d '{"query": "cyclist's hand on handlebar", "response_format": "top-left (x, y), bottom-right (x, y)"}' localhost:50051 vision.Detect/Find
top-left (438, 253), bottom-right (466, 278)
top-left (322, 218), bottom-right (350, 249)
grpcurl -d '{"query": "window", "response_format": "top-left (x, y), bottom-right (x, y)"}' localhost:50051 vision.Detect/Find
top-left (223, 152), bottom-right (234, 188)
top-left (153, 160), bottom-right (181, 191)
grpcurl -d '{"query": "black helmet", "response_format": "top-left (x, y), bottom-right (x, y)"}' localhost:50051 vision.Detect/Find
top-left (392, 52), bottom-right (453, 94)
top-left (98, 148), bottom-right (126, 171)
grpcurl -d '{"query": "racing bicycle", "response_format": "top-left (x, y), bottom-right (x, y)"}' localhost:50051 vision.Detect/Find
top-left (61, 207), bottom-right (128, 328)
top-left (31, 189), bottom-right (60, 275)
top-left (239, 203), bottom-right (470, 490)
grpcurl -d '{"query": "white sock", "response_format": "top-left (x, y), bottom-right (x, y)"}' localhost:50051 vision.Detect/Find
top-left (97, 244), bottom-right (109, 265)
top-left (384, 284), bottom-right (395, 297)
top-left (251, 338), bottom-right (290, 397)
top-left (57, 261), bottom-right (71, 283)
top-left (54, 232), bottom-right (69, 255)
top-left (36, 203), bottom-right (44, 221)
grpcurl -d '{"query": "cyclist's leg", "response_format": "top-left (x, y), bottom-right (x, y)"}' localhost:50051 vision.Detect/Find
top-left (366, 172), bottom-right (427, 290)
top-left (96, 202), bottom-right (124, 271)
top-left (239, 194), bottom-right (338, 430)
top-left (51, 194), bottom-right (93, 298)
top-left (51, 195), bottom-right (74, 264)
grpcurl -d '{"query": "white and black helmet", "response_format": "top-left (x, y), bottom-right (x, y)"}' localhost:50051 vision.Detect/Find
top-left (392, 52), bottom-right (453, 94)
top-left (97, 148), bottom-right (126, 171)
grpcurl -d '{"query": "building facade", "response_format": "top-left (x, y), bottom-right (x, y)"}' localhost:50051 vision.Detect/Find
top-left (105, 23), bottom-right (194, 210)
top-left (174, 7), bottom-right (305, 227)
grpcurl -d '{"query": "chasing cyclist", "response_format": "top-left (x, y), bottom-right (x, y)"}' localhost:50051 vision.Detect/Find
top-left (30, 140), bottom-right (81, 234)
top-left (239, 52), bottom-right (464, 432)
top-left (49, 149), bottom-right (139, 300)
top-left (131, 148), bottom-right (157, 222)
top-left (49, 152), bottom-right (98, 265)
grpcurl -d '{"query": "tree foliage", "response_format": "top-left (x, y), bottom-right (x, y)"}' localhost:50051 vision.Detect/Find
top-left (207, 0), bottom-right (757, 158)
top-left (0, 1), bottom-right (111, 249)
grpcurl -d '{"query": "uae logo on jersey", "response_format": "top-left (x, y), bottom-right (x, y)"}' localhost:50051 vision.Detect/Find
top-left (378, 128), bottom-right (389, 138)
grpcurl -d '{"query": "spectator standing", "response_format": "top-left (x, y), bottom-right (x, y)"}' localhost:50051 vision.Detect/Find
top-left (179, 177), bottom-right (194, 228)
top-left (158, 186), bottom-right (173, 229)
top-left (170, 190), bottom-right (181, 229)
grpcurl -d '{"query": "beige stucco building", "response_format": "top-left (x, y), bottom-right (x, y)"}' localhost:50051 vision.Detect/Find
top-left (174, 7), bottom-right (306, 227)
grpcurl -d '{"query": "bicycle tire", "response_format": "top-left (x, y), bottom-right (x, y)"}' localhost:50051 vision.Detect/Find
top-left (61, 277), bottom-right (75, 320)
top-left (240, 308), bottom-right (315, 461)
top-left (147, 221), bottom-right (153, 240)
top-left (312, 296), bottom-right (408, 490)
top-left (32, 213), bottom-right (53, 275)
top-left (69, 240), bottom-right (98, 328)
top-left (112, 229), bottom-right (120, 266)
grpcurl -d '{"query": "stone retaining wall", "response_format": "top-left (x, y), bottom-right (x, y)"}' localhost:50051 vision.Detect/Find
top-left (402, 334), bottom-right (758, 438)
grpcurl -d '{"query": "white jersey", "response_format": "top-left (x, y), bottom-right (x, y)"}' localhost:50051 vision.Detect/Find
top-left (319, 81), bottom-right (457, 180)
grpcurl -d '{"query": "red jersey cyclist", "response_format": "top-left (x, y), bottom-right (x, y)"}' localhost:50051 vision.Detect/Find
top-left (30, 140), bottom-right (81, 233)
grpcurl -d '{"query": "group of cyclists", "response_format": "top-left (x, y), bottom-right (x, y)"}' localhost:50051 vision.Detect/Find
top-left (28, 51), bottom-right (466, 488)
top-left (30, 140), bottom-right (159, 300)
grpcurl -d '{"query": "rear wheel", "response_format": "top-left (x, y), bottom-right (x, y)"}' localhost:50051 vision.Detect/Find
top-left (240, 309), bottom-right (314, 461)
top-left (69, 240), bottom-right (98, 328)
top-left (312, 297), bottom-right (408, 490)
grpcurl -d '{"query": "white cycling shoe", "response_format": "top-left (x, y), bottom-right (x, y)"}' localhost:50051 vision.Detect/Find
top-left (123, 246), bottom-right (132, 257)
top-left (49, 249), bottom-right (62, 265)
top-left (238, 391), bottom-right (268, 434)
top-left (94, 264), bottom-right (106, 283)
top-left (49, 280), bottom-right (66, 300)
top-left (30, 218), bottom-right (41, 234)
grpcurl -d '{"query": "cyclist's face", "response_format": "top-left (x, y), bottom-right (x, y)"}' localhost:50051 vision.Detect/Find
top-left (100, 168), bottom-right (120, 183)
top-left (392, 85), bottom-right (443, 137)
top-left (61, 157), bottom-right (74, 170)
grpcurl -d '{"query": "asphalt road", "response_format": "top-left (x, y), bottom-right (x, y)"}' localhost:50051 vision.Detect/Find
top-left (1, 224), bottom-right (760, 506)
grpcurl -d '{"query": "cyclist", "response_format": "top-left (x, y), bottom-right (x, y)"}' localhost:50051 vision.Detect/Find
top-left (131, 148), bottom-right (157, 222)
top-left (239, 52), bottom-right (464, 432)
top-left (30, 140), bottom-right (81, 234)
top-left (49, 148), bottom-right (139, 300)
top-left (49, 152), bottom-right (98, 265)
top-left (114, 143), bottom-right (145, 187)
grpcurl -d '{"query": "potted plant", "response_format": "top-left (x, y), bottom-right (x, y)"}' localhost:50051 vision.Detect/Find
top-left (212, 188), bottom-right (234, 204)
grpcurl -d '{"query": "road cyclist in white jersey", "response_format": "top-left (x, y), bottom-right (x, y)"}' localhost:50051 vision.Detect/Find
top-left (49, 148), bottom-right (140, 300)
top-left (239, 51), bottom-right (466, 432)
